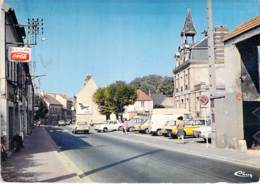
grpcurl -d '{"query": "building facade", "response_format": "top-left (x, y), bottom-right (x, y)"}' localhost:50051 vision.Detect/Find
top-left (173, 9), bottom-right (228, 119)
top-left (125, 89), bottom-right (153, 119)
top-left (42, 94), bottom-right (63, 125)
top-left (214, 16), bottom-right (260, 150)
top-left (0, 4), bottom-right (34, 150)
top-left (74, 75), bottom-right (108, 123)
top-left (48, 93), bottom-right (73, 121)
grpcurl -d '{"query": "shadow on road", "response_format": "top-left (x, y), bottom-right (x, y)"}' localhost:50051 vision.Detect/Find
top-left (79, 149), bottom-right (163, 178)
top-left (40, 173), bottom-right (78, 182)
top-left (45, 126), bottom-right (92, 151)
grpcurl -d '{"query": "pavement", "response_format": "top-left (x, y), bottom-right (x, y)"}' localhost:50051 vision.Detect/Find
top-left (103, 131), bottom-right (260, 170)
top-left (0, 126), bottom-right (90, 183)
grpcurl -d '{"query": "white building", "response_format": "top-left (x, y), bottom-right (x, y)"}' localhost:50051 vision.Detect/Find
top-left (0, 4), bottom-right (34, 150)
top-left (125, 89), bottom-right (153, 119)
top-left (74, 75), bottom-right (108, 123)
top-left (173, 9), bottom-right (228, 119)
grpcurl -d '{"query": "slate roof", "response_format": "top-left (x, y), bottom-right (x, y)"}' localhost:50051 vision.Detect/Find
top-left (136, 89), bottom-right (152, 101)
top-left (181, 9), bottom-right (197, 37)
top-left (224, 16), bottom-right (260, 41)
top-left (191, 37), bottom-right (208, 48)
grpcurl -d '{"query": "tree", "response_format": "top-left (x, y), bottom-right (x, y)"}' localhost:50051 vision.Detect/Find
top-left (110, 81), bottom-right (137, 120)
top-left (93, 87), bottom-right (113, 120)
top-left (93, 81), bottom-right (137, 120)
top-left (158, 77), bottom-right (174, 96)
top-left (34, 95), bottom-right (48, 121)
top-left (130, 74), bottom-right (174, 96)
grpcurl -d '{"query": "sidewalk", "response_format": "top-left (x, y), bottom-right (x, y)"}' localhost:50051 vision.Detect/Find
top-left (1, 126), bottom-right (89, 183)
top-left (104, 131), bottom-right (260, 169)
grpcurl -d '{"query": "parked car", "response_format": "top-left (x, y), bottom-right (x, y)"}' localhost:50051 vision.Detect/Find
top-left (132, 116), bottom-right (150, 132)
top-left (149, 114), bottom-right (180, 136)
top-left (126, 117), bottom-right (147, 132)
top-left (162, 120), bottom-right (177, 137)
top-left (65, 120), bottom-right (71, 125)
top-left (58, 120), bottom-right (66, 126)
top-left (193, 119), bottom-right (212, 141)
top-left (168, 120), bottom-right (205, 138)
top-left (95, 120), bottom-right (123, 132)
top-left (138, 117), bottom-right (152, 134)
top-left (72, 122), bottom-right (90, 134)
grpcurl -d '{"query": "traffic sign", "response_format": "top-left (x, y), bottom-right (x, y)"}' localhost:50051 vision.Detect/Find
top-left (199, 95), bottom-right (209, 105)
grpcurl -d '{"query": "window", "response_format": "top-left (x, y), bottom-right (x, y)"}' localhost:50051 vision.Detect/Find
top-left (141, 101), bottom-right (144, 107)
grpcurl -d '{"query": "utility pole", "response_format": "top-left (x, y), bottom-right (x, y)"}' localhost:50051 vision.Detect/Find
top-left (207, 0), bottom-right (217, 146)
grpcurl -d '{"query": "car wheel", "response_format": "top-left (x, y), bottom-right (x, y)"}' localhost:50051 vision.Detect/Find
top-left (145, 128), bottom-right (150, 134)
top-left (85, 130), bottom-right (89, 134)
top-left (156, 129), bottom-right (163, 136)
top-left (103, 127), bottom-right (108, 132)
top-left (128, 127), bottom-right (134, 132)
top-left (167, 131), bottom-right (172, 137)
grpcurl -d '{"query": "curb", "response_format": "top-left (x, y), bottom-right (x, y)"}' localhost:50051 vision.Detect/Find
top-left (100, 132), bottom-right (260, 170)
top-left (42, 126), bottom-right (92, 182)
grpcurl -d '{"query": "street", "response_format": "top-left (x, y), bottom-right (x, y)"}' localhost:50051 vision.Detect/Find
top-left (45, 126), bottom-right (260, 183)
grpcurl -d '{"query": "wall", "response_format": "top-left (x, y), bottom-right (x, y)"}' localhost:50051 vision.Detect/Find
top-left (214, 44), bottom-right (244, 149)
top-left (0, 2), bottom-right (9, 148)
top-left (75, 78), bottom-right (106, 123)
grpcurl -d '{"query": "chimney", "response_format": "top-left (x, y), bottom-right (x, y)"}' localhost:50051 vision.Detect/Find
top-left (84, 75), bottom-right (92, 85)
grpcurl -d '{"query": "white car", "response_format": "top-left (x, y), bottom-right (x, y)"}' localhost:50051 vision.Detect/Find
top-left (58, 120), bottom-right (66, 126)
top-left (72, 122), bottom-right (90, 134)
top-left (95, 120), bottom-right (123, 132)
top-left (65, 120), bottom-right (71, 125)
top-left (193, 120), bottom-right (211, 141)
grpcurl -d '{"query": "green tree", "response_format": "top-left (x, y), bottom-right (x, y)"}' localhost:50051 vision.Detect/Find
top-left (130, 74), bottom-right (162, 94)
top-left (158, 77), bottom-right (174, 96)
top-left (34, 95), bottom-right (48, 121)
top-left (93, 81), bottom-right (137, 120)
top-left (93, 87), bottom-right (113, 120)
top-left (130, 74), bottom-right (174, 96)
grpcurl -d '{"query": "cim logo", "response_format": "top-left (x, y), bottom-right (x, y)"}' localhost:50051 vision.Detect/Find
top-left (11, 52), bottom-right (30, 61)
top-left (8, 47), bottom-right (31, 62)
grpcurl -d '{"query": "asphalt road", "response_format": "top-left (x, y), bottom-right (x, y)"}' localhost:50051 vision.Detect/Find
top-left (45, 126), bottom-right (260, 183)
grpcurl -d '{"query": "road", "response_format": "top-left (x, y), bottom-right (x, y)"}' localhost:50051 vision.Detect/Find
top-left (45, 126), bottom-right (260, 183)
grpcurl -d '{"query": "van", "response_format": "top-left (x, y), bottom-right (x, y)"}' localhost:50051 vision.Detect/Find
top-left (148, 108), bottom-right (192, 136)
top-left (149, 114), bottom-right (180, 136)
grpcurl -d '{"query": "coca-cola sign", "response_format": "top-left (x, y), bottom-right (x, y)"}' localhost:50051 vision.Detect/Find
top-left (8, 47), bottom-right (31, 62)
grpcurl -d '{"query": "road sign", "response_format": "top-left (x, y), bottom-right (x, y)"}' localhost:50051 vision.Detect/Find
top-left (8, 47), bottom-right (31, 62)
top-left (199, 95), bottom-right (209, 105)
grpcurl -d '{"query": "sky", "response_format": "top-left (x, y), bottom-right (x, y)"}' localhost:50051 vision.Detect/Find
top-left (5, 0), bottom-right (260, 97)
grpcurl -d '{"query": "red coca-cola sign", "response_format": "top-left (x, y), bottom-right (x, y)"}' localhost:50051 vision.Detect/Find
top-left (11, 52), bottom-right (30, 61)
top-left (8, 47), bottom-right (31, 62)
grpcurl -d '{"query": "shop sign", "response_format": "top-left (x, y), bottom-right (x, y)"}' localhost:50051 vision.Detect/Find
top-left (8, 47), bottom-right (31, 62)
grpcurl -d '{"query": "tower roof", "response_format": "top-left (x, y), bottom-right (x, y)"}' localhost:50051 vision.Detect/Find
top-left (181, 9), bottom-right (197, 37)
